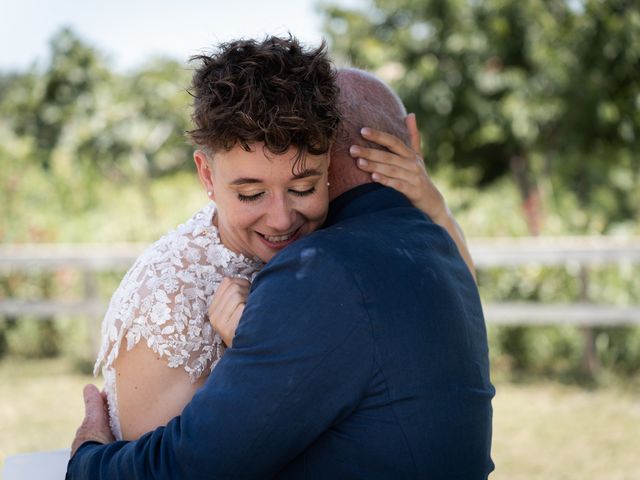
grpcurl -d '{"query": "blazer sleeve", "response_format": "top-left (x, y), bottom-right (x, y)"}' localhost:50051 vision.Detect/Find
top-left (66, 245), bottom-right (375, 480)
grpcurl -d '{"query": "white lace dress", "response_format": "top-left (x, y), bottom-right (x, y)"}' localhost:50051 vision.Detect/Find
top-left (94, 203), bottom-right (262, 440)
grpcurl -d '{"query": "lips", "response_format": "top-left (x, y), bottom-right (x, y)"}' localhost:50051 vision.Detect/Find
top-left (264, 232), bottom-right (296, 243)
top-left (257, 226), bottom-right (303, 250)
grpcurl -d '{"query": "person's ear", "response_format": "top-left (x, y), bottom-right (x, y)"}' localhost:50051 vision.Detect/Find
top-left (194, 150), bottom-right (215, 200)
top-left (405, 113), bottom-right (422, 153)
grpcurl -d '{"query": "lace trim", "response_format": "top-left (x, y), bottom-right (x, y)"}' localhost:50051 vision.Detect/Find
top-left (103, 366), bottom-right (123, 440)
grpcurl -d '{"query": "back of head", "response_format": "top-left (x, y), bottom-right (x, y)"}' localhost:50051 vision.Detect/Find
top-left (187, 35), bottom-right (341, 170)
top-left (329, 68), bottom-right (410, 198)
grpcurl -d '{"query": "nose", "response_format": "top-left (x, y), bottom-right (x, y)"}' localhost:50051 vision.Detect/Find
top-left (265, 194), bottom-right (296, 232)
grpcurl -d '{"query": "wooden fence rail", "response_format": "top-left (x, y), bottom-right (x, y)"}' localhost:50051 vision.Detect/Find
top-left (1, 238), bottom-right (639, 325)
top-left (1, 237), bottom-right (639, 373)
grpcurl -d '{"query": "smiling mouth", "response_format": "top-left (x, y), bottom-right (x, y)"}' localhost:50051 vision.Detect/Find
top-left (264, 232), bottom-right (295, 242)
top-left (257, 226), bottom-right (302, 248)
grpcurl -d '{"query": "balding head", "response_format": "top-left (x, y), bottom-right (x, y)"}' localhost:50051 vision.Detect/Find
top-left (328, 68), bottom-right (410, 200)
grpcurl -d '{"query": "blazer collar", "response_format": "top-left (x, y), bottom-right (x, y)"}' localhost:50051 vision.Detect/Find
top-left (325, 184), bottom-right (414, 227)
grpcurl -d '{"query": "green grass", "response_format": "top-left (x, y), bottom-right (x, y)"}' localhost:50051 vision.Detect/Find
top-left (1, 358), bottom-right (639, 479)
top-left (492, 381), bottom-right (640, 480)
top-left (0, 358), bottom-right (99, 470)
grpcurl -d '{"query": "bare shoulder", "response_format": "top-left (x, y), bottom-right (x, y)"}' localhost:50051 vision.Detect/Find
top-left (113, 341), bottom-right (206, 440)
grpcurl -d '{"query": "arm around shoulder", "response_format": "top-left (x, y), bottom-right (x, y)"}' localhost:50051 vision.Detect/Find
top-left (69, 247), bottom-right (376, 479)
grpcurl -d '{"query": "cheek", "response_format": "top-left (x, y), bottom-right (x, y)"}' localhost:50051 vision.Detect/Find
top-left (217, 197), bottom-right (260, 231)
top-left (234, 208), bottom-right (261, 231)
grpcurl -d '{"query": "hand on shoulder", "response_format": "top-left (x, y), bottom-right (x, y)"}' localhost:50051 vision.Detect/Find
top-left (353, 114), bottom-right (477, 280)
top-left (351, 113), bottom-right (447, 221)
top-left (71, 385), bottom-right (114, 457)
top-left (209, 277), bottom-right (251, 347)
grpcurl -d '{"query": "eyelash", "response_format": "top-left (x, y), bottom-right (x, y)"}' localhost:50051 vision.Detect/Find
top-left (291, 187), bottom-right (316, 197)
top-left (237, 192), bottom-right (263, 202)
top-left (237, 187), bottom-right (316, 203)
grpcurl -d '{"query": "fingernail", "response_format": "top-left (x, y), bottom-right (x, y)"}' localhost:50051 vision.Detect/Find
top-left (349, 145), bottom-right (359, 156)
top-left (358, 158), bottom-right (368, 167)
top-left (361, 127), bottom-right (371, 136)
top-left (372, 173), bottom-right (380, 181)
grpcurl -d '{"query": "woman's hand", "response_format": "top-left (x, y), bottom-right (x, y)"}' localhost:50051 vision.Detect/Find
top-left (352, 113), bottom-right (477, 280)
top-left (351, 113), bottom-right (447, 222)
top-left (209, 277), bottom-right (251, 347)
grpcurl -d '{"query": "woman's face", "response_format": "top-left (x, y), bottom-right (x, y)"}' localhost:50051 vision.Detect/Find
top-left (195, 143), bottom-right (330, 263)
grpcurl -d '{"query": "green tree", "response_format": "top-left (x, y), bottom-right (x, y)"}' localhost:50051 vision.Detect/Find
top-left (9, 28), bottom-right (111, 170)
top-left (0, 28), bottom-right (194, 219)
top-left (554, 0), bottom-right (640, 230)
top-left (322, 0), bottom-right (640, 234)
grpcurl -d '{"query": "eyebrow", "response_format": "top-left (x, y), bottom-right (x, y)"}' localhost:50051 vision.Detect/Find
top-left (229, 169), bottom-right (323, 186)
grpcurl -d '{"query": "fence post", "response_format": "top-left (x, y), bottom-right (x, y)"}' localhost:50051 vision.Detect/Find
top-left (83, 270), bottom-right (101, 359)
top-left (579, 265), bottom-right (598, 376)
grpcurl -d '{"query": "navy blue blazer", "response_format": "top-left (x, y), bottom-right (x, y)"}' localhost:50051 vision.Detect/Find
top-left (67, 184), bottom-right (494, 479)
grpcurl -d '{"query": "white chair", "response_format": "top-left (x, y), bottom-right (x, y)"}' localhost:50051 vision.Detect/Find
top-left (3, 449), bottom-right (70, 480)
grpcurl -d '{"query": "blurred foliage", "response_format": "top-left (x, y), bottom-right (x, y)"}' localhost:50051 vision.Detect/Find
top-left (322, 0), bottom-right (640, 234)
top-left (0, 23), bottom-right (638, 381)
top-left (0, 28), bottom-right (194, 242)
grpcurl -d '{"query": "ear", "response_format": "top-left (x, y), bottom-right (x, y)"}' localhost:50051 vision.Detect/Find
top-left (194, 150), bottom-right (215, 199)
top-left (405, 113), bottom-right (422, 153)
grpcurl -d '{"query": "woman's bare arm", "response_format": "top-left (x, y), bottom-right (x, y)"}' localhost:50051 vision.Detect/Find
top-left (114, 342), bottom-right (206, 440)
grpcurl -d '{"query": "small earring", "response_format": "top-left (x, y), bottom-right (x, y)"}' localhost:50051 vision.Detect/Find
top-left (327, 182), bottom-right (331, 186)
top-left (207, 191), bottom-right (213, 197)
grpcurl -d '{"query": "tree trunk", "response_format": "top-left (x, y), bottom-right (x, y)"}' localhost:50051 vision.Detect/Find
top-left (510, 154), bottom-right (542, 236)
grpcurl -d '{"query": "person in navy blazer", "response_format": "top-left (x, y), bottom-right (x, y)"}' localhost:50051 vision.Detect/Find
top-left (67, 68), bottom-right (494, 479)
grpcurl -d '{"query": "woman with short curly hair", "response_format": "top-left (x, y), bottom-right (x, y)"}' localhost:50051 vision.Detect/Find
top-left (94, 35), bottom-right (344, 440)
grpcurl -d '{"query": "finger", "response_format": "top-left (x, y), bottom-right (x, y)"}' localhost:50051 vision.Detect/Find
top-left (359, 127), bottom-right (414, 157)
top-left (209, 277), bottom-right (242, 319)
top-left (224, 303), bottom-right (245, 347)
top-left (357, 159), bottom-right (418, 187)
top-left (218, 285), bottom-right (248, 315)
top-left (210, 292), bottom-right (232, 329)
top-left (229, 277), bottom-right (251, 288)
top-left (368, 173), bottom-right (407, 194)
top-left (84, 383), bottom-right (101, 401)
top-left (211, 287), bottom-right (247, 332)
top-left (220, 276), bottom-right (249, 291)
top-left (83, 384), bottom-right (104, 420)
top-left (405, 113), bottom-right (422, 153)
top-left (72, 385), bottom-right (114, 456)
top-left (372, 173), bottom-right (420, 201)
top-left (229, 302), bottom-right (245, 328)
top-left (215, 278), bottom-right (250, 305)
top-left (352, 149), bottom-right (420, 179)
top-left (224, 289), bottom-right (248, 312)
top-left (82, 384), bottom-right (112, 438)
top-left (211, 278), bottom-right (233, 309)
top-left (217, 299), bottom-right (245, 346)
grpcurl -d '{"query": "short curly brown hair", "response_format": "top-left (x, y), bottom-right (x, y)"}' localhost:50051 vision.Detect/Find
top-left (187, 35), bottom-right (341, 171)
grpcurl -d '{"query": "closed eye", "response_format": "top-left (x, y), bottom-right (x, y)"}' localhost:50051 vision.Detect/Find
top-left (237, 192), bottom-right (264, 202)
top-left (290, 187), bottom-right (316, 197)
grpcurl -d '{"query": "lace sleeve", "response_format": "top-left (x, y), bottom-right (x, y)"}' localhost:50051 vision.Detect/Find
top-left (94, 240), bottom-right (222, 383)
top-left (93, 205), bottom-right (262, 383)
top-left (94, 205), bottom-right (261, 383)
